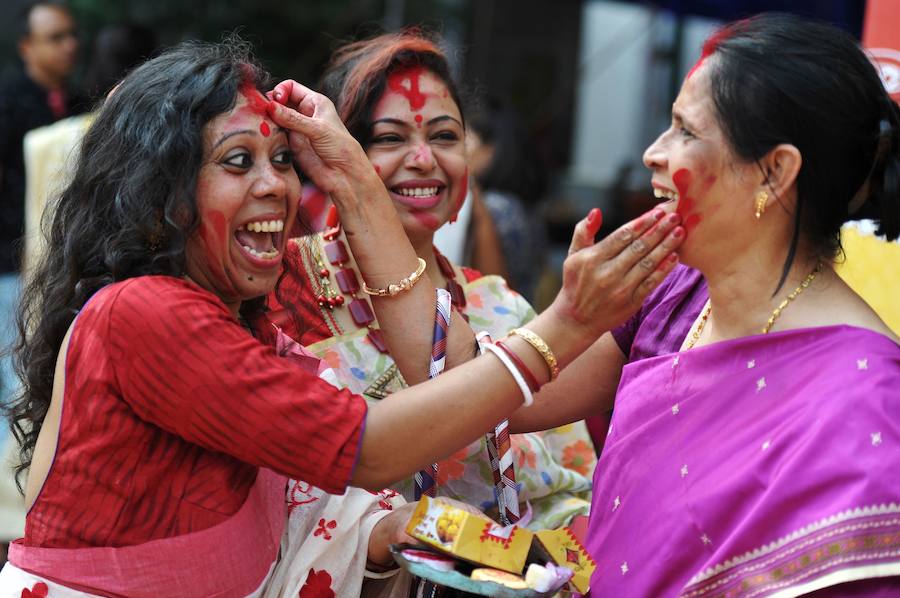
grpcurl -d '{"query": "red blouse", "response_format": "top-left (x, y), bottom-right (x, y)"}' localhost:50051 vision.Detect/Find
top-left (26, 276), bottom-right (367, 548)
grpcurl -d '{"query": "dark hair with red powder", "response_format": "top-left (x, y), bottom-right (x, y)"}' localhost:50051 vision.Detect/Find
top-left (317, 30), bottom-right (465, 145)
top-left (700, 13), bottom-right (900, 291)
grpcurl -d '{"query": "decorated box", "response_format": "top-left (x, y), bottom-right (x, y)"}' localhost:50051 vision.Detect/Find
top-left (406, 496), bottom-right (534, 574)
top-left (532, 528), bottom-right (596, 594)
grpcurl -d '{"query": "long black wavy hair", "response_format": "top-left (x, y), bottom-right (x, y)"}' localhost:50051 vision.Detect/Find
top-left (6, 38), bottom-right (272, 489)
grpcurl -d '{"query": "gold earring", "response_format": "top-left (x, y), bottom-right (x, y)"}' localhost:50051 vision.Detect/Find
top-left (755, 191), bottom-right (768, 219)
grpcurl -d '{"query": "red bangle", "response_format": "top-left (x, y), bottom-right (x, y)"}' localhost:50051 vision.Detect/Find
top-left (495, 340), bottom-right (542, 393)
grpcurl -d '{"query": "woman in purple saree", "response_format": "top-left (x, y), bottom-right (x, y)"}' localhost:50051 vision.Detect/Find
top-left (589, 13), bottom-right (900, 596)
top-left (513, 12), bottom-right (900, 596)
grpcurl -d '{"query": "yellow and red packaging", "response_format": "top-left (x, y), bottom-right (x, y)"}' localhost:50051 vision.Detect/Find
top-left (406, 496), bottom-right (533, 574)
top-left (532, 528), bottom-right (596, 594)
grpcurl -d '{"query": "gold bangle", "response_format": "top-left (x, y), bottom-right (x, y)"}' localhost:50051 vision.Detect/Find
top-left (362, 258), bottom-right (427, 297)
top-left (508, 327), bottom-right (559, 381)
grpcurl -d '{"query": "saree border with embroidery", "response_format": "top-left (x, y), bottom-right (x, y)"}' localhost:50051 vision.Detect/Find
top-left (585, 325), bottom-right (900, 597)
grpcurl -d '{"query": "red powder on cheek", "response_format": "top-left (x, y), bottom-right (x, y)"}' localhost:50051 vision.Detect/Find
top-left (197, 210), bottom-right (234, 288)
top-left (449, 169), bottom-right (468, 224)
top-left (387, 67), bottom-right (428, 112)
top-left (259, 122), bottom-right (271, 136)
top-left (412, 210), bottom-right (441, 231)
top-left (673, 168), bottom-right (703, 232)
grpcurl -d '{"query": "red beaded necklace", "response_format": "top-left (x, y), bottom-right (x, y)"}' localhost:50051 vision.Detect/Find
top-left (433, 246), bottom-right (467, 314)
top-left (311, 206), bottom-right (388, 353)
top-left (310, 207), bottom-right (470, 350)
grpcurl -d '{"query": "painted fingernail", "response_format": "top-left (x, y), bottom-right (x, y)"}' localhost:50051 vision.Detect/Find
top-left (587, 208), bottom-right (602, 227)
top-left (667, 213), bottom-right (681, 224)
top-left (653, 209), bottom-right (665, 220)
top-left (673, 227), bottom-right (685, 238)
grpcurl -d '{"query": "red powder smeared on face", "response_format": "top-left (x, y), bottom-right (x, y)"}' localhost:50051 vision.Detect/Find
top-left (673, 168), bottom-right (702, 233)
top-left (686, 25), bottom-right (731, 80)
top-left (259, 121), bottom-right (271, 137)
top-left (198, 209), bottom-right (233, 289)
top-left (387, 67), bottom-right (428, 112)
top-left (412, 210), bottom-right (441, 231)
top-left (239, 79), bottom-right (270, 117)
top-left (449, 168), bottom-right (469, 224)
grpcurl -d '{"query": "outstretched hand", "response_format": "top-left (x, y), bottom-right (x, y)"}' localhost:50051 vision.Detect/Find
top-left (267, 80), bottom-right (381, 200)
top-left (549, 206), bottom-right (684, 340)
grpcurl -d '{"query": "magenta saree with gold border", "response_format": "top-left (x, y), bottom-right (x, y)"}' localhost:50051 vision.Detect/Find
top-left (586, 325), bottom-right (900, 597)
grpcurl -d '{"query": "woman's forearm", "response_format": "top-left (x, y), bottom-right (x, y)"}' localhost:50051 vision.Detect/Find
top-left (508, 332), bottom-right (627, 433)
top-left (330, 178), bottom-right (482, 385)
top-left (349, 318), bottom-right (577, 490)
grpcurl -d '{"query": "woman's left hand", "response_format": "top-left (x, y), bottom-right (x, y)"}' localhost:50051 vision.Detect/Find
top-left (267, 80), bottom-right (382, 201)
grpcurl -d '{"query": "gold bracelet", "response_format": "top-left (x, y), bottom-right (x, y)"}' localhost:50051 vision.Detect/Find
top-left (508, 327), bottom-right (559, 381)
top-left (362, 258), bottom-right (427, 297)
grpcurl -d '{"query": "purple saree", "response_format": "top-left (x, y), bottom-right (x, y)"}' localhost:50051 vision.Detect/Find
top-left (586, 324), bottom-right (900, 597)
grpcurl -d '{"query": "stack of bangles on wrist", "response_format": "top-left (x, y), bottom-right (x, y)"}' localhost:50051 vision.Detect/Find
top-left (484, 327), bottom-right (559, 407)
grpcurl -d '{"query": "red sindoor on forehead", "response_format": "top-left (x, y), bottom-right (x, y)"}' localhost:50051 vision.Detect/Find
top-left (387, 66), bottom-right (429, 112)
top-left (239, 79), bottom-right (270, 117)
top-left (686, 26), bottom-right (732, 80)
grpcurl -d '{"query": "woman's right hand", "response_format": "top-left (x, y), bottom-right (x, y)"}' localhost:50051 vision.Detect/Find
top-left (537, 207), bottom-right (683, 361)
top-left (267, 80), bottom-right (383, 203)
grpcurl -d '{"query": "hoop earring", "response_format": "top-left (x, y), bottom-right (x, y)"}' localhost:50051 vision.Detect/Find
top-left (755, 191), bottom-right (768, 219)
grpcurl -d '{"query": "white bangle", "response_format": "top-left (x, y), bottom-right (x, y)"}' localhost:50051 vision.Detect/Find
top-left (482, 343), bottom-right (534, 407)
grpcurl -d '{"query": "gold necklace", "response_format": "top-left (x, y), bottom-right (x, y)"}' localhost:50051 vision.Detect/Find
top-left (685, 263), bottom-right (821, 350)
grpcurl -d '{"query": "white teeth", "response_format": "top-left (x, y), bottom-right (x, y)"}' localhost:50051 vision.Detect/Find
top-left (242, 245), bottom-right (280, 260)
top-left (397, 187), bottom-right (439, 197)
top-left (243, 219), bottom-right (284, 233)
top-left (653, 188), bottom-right (680, 201)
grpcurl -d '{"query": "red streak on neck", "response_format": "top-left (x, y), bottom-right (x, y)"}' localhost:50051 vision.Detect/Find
top-left (387, 67), bottom-right (428, 112)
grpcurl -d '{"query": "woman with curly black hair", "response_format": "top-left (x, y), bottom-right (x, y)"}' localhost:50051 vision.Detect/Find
top-left (0, 37), bottom-right (679, 595)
